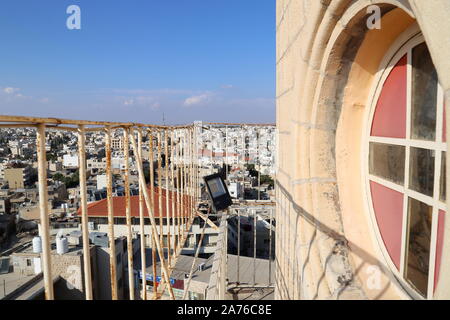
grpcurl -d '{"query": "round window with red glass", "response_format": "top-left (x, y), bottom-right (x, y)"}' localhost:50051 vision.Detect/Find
top-left (368, 40), bottom-right (446, 298)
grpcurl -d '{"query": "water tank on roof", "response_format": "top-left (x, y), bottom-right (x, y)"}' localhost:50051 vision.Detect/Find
top-left (32, 236), bottom-right (42, 254)
top-left (198, 263), bottom-right (206, 272)
top-left (56, 234), bottom-right (69, 255)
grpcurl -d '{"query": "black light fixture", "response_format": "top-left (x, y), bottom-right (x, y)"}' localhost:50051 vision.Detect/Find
top-left (203, 173), bottom-right (232, 212)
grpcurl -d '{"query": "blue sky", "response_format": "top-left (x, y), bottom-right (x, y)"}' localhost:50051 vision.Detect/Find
top-left (0, 1), bottom-right (275, 125)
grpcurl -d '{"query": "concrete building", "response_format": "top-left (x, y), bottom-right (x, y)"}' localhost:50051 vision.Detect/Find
top-left (4, 233), bottom-right (138, 300)
top-left (276, 0), bottom-right (450, 300)
top-left (4, 166), bottom-right (33, 189)
top-left (227, 216), bottom-right (247, 256)
top-left (111, 157), bottom-right (126, 171)
top-left (111, 137), bottom-right (124, 150)
top-left (10, 238), bottom-right (98, 300)
top-left (47, 161), bottom-right (62, 172)
top-left (93, 234), bottom-right (135, 300)
top-left (227, 212), bottom-right (275, 260)
top-left (0, 198), bottom-right (11, 215)
top-left (96, 174), bottom-right (108, 191)
top-left (87, 158), bottom-right (106, 171)
top-left (63, 154), bottom-right (79, 169)
top-left (228, 182), bottom-right (243, 199)
top-left (0, 163), bottom-right (5, 180)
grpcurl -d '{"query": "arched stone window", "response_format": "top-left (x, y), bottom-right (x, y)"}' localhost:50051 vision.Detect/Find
top-left (367, 36), bottom-right (446, 299)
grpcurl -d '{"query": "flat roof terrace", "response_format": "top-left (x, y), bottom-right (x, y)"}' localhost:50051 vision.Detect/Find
top-left (0, 271), bottom-right (35, 299)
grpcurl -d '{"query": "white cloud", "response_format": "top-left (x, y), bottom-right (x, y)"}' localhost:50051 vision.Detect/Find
top-left (183, 93), bottom-right (213, 107)
top-left (110, 88), bottom-right (193, 96)
top-left (122, 96), bottom-right (160, 110)
top-left (123, 99), bottom-right (134, 106)
top-left (3, 87), bottom-right (20, 95)
top-left (150, 102), bottom-right (160, 110)
top-left (0, 87), bottom-right (32, 101)
top-left (221, 84), bottom-right (233, 89)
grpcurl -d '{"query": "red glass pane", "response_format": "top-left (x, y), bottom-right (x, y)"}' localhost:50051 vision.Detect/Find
top-left (370, 181), bottom-right (404, 270)
top-left (434, 210), bottom-right (445, 291)
top-left (371, 55), bottom-right (407, 138)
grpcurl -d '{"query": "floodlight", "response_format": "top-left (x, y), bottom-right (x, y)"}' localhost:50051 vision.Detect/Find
top-left (203, 173), bottom-right (232, 212)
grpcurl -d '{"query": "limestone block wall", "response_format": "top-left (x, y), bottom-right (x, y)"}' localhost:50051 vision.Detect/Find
top-left (276, 0), bottom-right (450, 300)
top-left (51, 253), bottom-right (85, 299)
top-left (50, 246), bottom-right (97, 300)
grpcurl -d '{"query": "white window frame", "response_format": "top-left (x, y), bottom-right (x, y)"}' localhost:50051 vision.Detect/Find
top-left (363, 31), bottom-right (446, 300)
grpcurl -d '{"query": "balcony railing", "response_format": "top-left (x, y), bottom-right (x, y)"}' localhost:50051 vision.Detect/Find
top-left (0, 115), bottom-right (275, 300)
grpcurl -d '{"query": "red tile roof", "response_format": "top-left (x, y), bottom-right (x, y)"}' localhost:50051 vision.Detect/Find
top-left (77, 187), bottom-right (192, 218)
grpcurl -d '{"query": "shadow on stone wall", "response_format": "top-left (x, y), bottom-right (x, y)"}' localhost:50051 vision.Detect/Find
top-left (276, 181), bottom-right (397, 300)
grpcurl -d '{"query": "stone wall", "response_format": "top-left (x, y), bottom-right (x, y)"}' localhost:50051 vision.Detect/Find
top-left (276, 0), bottom-right (450, 300)
top-left (50, 246), bottom-right (97, 300)
top-left (51, 253), bottom-right (85, 299)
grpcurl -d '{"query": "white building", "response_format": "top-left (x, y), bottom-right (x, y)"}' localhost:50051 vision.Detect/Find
top-left (87, 158), bottom-right (106, 170)
top-left (96, 174), bottom-right (107, 190)
top-left (112, 157), bottom-right (125, 170)
top-left (63, 154), bottom-right (79, 169)
top-left (228, 182), bottom-right (243, 199)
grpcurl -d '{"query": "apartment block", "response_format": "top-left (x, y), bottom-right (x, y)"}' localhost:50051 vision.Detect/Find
top-left (4, 166), bottom-right (33, 189)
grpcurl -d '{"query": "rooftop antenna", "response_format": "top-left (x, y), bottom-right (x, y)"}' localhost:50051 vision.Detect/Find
top-left (162, 112), bottom-right (166, 126)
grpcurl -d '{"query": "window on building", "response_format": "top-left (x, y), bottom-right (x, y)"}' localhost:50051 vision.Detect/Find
top-left (368, 40), bottom-right (445, 299)
top-left (114, 218), bottom-right (126, 225)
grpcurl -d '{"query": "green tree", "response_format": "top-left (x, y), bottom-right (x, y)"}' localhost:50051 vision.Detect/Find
top-left (65, 170), bottom-right (80, 188)
top-left (46, 151), bottom-right (57, 162)
top-left (260, 175), bottom-right (274, 189)
top-left (53, 173), bottom-right (65, 182)
top-left (52, 170), bottom-right (79, 188)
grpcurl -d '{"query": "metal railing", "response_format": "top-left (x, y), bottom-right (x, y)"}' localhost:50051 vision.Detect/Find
top-left (205, 205), bottom-right (275, 300)
top-left (0, 115), bottom-right (275, 300)
top-left (228, 205), bottom-right (275, 287)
